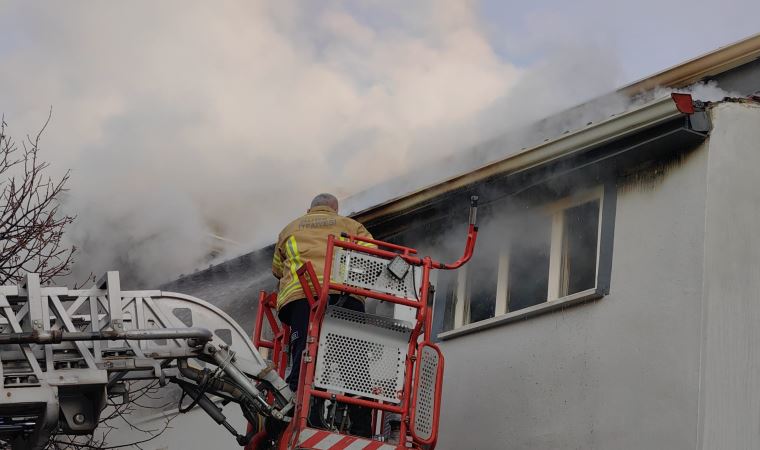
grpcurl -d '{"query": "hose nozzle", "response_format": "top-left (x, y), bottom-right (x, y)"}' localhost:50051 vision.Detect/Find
top-left (469, 195), bottom-right (479, 225)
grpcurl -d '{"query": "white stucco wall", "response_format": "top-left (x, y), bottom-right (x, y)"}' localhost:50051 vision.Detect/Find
top-left (698, 102), bottom-right (760, 449)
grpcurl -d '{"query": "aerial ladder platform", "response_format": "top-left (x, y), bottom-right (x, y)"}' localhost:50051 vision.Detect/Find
top-left (0, 197), bottom-right (479, 450)
top-left (251, 196), bottom-right (479, 449)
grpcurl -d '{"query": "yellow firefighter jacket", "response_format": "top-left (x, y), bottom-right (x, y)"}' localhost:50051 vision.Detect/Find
top-left (272, 205), bottom-right (375, 310)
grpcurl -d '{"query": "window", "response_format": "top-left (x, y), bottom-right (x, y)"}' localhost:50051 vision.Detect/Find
top-left (448, 186), bottom-right (607, 331)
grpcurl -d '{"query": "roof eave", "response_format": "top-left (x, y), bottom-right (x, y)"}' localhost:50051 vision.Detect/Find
top-left (352, 94), bottom-right (693, 223)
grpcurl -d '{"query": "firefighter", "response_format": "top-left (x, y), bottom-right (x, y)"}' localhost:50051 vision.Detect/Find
top-left (272, 193), bottom-right (374, 434)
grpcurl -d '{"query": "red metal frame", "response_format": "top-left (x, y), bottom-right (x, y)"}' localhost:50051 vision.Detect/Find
top-left (249, 197), bottom-right (479, 449)
top-left (246, 291), bottom-right (290, 450)
top-left (252, 291), bottom-right (290, 379)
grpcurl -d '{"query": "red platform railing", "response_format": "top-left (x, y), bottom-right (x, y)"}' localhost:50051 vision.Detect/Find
top-left (249, 196), bottom-right (479, 449)
top-left (287, 197), bottom-right (479, 449)
top-left (246, 291), bottom-right (290, 450)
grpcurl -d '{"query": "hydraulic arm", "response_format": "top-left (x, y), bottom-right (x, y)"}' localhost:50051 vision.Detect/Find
top-left (0, 272), bottom-right (294, 450)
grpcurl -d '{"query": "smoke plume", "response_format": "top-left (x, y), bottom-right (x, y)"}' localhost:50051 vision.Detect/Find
top-left (0, 0), bottom-right (682, 286)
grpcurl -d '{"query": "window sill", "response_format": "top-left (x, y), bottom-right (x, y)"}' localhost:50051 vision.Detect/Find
top-left (438, 287), bottom-right (604, 341)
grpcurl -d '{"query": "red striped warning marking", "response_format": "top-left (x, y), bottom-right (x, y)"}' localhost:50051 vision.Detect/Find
top-left (297, 428), bottom-right (396, 449)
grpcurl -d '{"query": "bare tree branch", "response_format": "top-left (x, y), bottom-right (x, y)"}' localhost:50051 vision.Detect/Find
top-left (0, 112), bottom-right (76, 285)
top-left (45, 381), bottom-right (176, 449)
top-left (0, 114), bottom-right (174, 450)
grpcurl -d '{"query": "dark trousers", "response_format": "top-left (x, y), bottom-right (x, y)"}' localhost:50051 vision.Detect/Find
top-left (278, 294), bottom-right (364, 392)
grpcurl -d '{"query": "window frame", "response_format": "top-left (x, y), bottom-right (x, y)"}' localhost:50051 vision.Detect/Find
top-left (441, 183), bottom-right (614, 339)
top-left (545, 186), bottom-right (604, 301)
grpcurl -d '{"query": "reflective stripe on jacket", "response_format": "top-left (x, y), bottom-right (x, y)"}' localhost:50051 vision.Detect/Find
top-left (272, 206), bottom-right (374, 310)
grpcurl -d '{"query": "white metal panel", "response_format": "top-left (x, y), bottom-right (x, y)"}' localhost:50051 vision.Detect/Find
top-left (315, 306), bottom-right (412, 403)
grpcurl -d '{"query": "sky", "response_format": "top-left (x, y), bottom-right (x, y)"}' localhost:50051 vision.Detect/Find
top-left (0, 0), bottom-right (758, 286)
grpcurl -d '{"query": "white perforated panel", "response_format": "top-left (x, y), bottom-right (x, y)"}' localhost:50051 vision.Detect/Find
top-left (331, 248), bottom-right (422, 300)
top-left (413, 345), bottom-right (441, 441)
top-left (314, 307), bottom-right (412, 403)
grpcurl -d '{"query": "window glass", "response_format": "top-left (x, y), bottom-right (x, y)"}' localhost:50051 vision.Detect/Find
top-left (561, 199), bottom-right (600, 296)
top-left (442, 273), bottom-right (458, 331)
top-left (507, 214), bottom-right (552, 311)
top-left (467, 252), bottom-right (497, 323)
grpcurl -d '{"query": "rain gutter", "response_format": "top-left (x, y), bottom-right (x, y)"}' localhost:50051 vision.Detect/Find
top-left (353, 94), bottom-right (697, 224)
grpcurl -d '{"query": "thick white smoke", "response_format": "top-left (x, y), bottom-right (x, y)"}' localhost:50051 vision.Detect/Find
top-left (0, 1), bottom-right (636, 286)
top-left (658, 80), bottom-right (743, 102)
